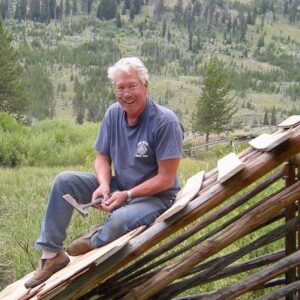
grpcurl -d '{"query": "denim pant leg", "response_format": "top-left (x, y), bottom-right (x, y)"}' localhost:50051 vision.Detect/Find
top-left (35, 171), bottom-right (99, 253)
top-left (90, 196), bottom-right (173, 248)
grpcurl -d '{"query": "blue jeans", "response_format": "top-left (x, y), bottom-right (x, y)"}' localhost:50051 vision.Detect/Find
top-left (35, 171), bottom-right (173, 252)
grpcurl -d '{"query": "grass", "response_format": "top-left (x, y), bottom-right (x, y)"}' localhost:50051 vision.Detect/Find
top-left (0, 154), bottom-right (288, 299)
top-left (265, 20), bottom-right (300, 45)
top-left (0, 165), bottom-right (105, 287)
top-left (0, 157), bottom-right (215, 286)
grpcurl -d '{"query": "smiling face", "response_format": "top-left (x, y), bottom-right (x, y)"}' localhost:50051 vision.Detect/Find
top-left (114, 70), bottom-right (148, 124)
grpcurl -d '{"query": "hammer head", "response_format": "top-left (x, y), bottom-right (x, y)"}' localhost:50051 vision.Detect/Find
top-left (62, 194), bottom-right (97, 217)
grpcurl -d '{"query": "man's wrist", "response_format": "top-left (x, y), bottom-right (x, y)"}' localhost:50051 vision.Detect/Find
top-left (126, 190), bottom-right (132, 202)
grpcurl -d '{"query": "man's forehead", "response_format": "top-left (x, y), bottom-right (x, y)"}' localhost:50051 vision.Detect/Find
top-left (114, 71), bottom-right (140, 84)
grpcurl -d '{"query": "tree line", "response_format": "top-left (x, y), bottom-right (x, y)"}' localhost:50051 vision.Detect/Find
top-left (0, 0), bottom-right (148, 22)
top-left (1, 0), bottom-right (300, 128)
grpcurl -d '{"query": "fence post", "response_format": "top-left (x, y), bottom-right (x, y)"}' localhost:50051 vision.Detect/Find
top-left (283, 162), bottom-right (297, 300)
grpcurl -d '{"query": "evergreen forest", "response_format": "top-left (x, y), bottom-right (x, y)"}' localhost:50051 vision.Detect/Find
top-left (1, 0), bottom-right (300, 130)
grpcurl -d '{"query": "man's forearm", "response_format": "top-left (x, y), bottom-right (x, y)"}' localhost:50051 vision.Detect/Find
top-left (128, 158), bottom-right (180, 199)
top-left (94, 153), bottom-right (112, 187)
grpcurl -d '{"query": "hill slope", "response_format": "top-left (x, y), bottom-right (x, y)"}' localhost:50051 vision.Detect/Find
top-left (2, 0), bottom-right (300, 130)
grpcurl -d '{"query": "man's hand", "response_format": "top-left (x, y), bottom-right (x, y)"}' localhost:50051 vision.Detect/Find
top-left (101, 191), bottom-right (128, 212)
top-left (92, 184), bottom-right (110, 209)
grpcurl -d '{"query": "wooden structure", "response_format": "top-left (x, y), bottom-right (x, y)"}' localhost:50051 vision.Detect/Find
top-left (1, 116), bottom-right (300, 299)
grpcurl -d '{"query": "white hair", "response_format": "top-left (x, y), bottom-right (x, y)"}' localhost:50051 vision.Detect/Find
top-left (107, 57), bottom-right (149, 85)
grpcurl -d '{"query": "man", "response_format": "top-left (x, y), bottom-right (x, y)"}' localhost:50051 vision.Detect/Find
top-left (25, 57), bottom-right (183, 288)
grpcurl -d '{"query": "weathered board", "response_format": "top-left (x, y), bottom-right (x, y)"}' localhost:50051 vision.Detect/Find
top-left (278, 115), bottom-right (300, 128)
top-left (155, 171), bottom-right (204, 223)
top-left (0, 226), bottom-right (145, 300)
top-left (249, 131), bottom-right (292, 151)
top-left (217, 152), bottom-right (245, 184)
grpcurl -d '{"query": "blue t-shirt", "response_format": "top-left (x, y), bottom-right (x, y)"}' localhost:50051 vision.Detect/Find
top-left (94, 97), bottom-right (184, 198)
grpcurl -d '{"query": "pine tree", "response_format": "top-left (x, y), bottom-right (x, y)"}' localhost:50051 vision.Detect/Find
top-left (263, 109), bottom-right (269, 125)
top-left (0, 21), bottom-right (29, 117)
top-left (124, 0), bottom-right (130, 10)
top-left (15, 0), bottom-right (27, 21)
top-left (173, 0), bottom-right (183, 26)
top-left (97, 0), bottom-right (117, 20)
top-left (192, 57), bottom-right (236, 143)
top-left (133, 0), bottom-right (141, 14)
top-left (129, 0), bottom-right (135, 20)
top-left (49, 0), bottom-right (57, 19)
top-left (153, 0), bottom-right (164, 21)
top-left (65, 0), bottom-right (70, 16)
top-left (72, 0), bottom-right (77, 15)
top-left (270, 106), bottom-right (277, 125)
top-left (116, 11), bottom-right (122, 27)
top-left (28, 0), bottom-right (40, 20)
top-left (0, 0), bottom-right (9, 19)
top-left (162, 19), bottom-right (166, 38)
top-left (40, 0), bottom-right (51, 23)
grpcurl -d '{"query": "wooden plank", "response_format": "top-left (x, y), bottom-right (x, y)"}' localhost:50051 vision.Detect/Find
top-left (278, 115), bottom-right (300, 128)
top-left (0, 227), bottom-right (145, 300)
top-left (155, 171), bottom-right (204, 223)
top-left (217, 152), bottom-right (244, 184)
top-left (249, 131), bottom-right (292, 151)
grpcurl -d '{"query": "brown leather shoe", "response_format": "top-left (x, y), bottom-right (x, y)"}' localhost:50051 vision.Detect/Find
top-left (66, 235), bottom-right (94, 256)
top-left (24, 252), bottom-right (70, 289)
top-left (66, 227), bottom-right (100, 256)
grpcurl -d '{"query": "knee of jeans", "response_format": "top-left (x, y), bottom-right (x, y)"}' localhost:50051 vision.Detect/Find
top-left (54, 171), bottom-right (76, 187)
top-left (107, 210), bottom-right (130, 234)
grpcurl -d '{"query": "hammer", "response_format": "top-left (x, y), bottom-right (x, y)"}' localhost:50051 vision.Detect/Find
top-left (63, 194), bottom-right (103, 217)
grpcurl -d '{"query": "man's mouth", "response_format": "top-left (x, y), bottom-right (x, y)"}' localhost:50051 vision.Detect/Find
top-left (124, 99), bottom-right (135, 105)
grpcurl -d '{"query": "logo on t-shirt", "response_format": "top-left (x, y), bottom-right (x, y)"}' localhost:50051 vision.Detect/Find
top-left (136, 141), bottom-right (149, 157)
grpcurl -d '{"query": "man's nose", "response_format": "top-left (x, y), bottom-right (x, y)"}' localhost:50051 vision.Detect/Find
top-left (123, 88), bottom-right (133, 95)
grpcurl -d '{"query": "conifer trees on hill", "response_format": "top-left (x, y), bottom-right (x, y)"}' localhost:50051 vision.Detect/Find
top-left (0, 21), bottom-right (29, 118)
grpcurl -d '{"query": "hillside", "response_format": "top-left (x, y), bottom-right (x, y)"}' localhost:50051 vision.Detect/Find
top-left (2, 0), bottom-right (300, 131)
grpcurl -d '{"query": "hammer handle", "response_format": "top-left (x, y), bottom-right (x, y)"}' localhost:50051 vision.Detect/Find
top-left (82, 198), bottom-right (103, 209)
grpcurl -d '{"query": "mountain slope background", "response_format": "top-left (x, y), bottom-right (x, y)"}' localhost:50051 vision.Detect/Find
top-left (1, 0), bottom-right (300, 131)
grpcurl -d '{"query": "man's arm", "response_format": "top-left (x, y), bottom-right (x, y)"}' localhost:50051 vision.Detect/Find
top-left (92, 153), bottom-right (112, 203)
top-left (101, 158), bottom-right (180, 212)
top-left (130, 158), bottom-right (181, 197)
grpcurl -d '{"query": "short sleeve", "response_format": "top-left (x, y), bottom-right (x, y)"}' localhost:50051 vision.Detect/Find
top-left (154, 120), bottom-right (183, 161)
top-left (94, 114), bottom-right (111, 156)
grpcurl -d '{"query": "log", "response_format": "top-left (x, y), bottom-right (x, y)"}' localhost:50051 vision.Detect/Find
top-left (203, 251), bottom-right (300, 300)
top-left (155, 216), bottom-right (299, 299)
top-left (99, 169), bottom-right (283, 292)
top-left (157, 251), bottom-right (285, 300)
top-left (123, 181), bottom-right (300, 300)
top-left (283, 162), bottom-right (297, 300)
top-left (254, 280), bottom-right (300, 300)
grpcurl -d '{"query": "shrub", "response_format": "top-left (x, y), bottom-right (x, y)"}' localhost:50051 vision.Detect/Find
top-left (26, 119), bottom-right (99, 167)
top-left (0, 113), bottom-right (28, 167)
top-left (0, 115), bottom-right (99, 167)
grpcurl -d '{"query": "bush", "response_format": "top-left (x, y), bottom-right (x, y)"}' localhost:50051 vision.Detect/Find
top-left (26, 119), bottom-right (99, 167)
top-left (0, 115), bottom-right (99, 167)
top-left (0, 113), bottom-right (28, 167)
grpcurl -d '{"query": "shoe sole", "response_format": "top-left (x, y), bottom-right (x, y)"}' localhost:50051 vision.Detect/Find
top-left (25, 258), bottom-right (70, 289)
